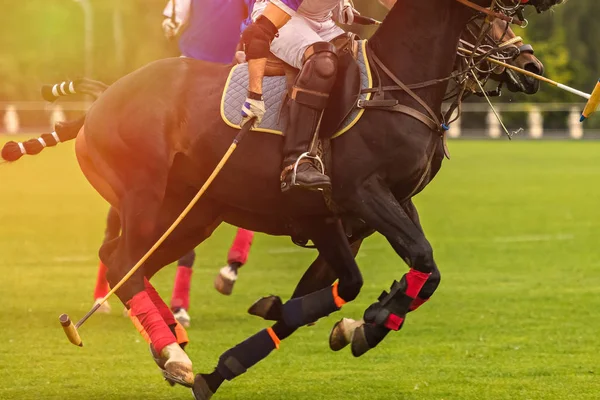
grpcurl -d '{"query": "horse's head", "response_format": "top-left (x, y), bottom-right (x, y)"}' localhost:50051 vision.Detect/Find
top-left (489, 20), bottom-right (544, 94)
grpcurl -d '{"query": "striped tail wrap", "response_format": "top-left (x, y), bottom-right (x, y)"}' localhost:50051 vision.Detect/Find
top-left (41, 79), bottom-right (81, 102)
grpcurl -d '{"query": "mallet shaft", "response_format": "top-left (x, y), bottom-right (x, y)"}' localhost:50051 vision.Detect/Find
top-left (457, 47), bottom-right (592, 100)
top-left (60, 119), bottom-right (256, 346)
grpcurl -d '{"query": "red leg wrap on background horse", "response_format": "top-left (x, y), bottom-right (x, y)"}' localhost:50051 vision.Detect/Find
top-left (128, 291), bottom-right (176, 354)
top-left (227, 228), bottom-right (254, 265)
top-left (93, 261), bottom-right (110, 299)
top-left (171, 267), bottom-right (193, 311)
top-left (144, 279), bottom-right (177, 326)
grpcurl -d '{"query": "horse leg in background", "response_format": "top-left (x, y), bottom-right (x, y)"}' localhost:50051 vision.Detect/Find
top-left (214, 228), bottom-right (254, 295)
top-left (192, 218), bottom-right (363, 400)
top-left (93, 206), bottom-right (121, 313)
top-left (171, 249), bottom-right (196, 328)
top-left (292, 237), bottom-right (365, 298)
top-left (340, 175), bottom-right (440, 357)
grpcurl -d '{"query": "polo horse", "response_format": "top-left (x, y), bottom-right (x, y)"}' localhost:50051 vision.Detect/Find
top-left (1, 0), bottom-right (561, 398)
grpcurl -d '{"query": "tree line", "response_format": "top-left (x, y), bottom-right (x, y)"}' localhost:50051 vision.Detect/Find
top-left (0, 0), bottom-right (596, 106)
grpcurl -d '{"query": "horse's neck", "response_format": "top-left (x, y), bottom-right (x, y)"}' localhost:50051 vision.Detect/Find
top-left (370, 0), bottom-right (473, 108)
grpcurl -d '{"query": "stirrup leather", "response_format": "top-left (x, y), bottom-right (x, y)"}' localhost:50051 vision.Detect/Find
top-left (280, 152), bottom-right (326, 188)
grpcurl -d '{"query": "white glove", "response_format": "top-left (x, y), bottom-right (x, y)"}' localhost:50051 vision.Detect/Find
top-left (335, 0), bottom-right (359, 25)
top-left (162, 18), bottom-right (181, 40)
top-left (241, 97), bottom-right (265, 128)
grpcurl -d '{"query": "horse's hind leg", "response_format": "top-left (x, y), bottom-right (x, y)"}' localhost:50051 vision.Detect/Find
top-left (343, 176), bottom-right (439, 357)
top-left (108, 185), bottom-right (194, 387)
top-left (193, 219), bottom-right (362, 400)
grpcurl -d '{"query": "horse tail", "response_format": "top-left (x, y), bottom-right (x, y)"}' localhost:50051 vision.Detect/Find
top-left (41, 78), bottom-right (109, 102)
top-left (1, 78), bottom-right (110, 162)
top-left (1, 117), bottom-right (85, 162)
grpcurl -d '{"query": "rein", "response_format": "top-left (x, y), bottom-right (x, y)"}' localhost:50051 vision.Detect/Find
top-left (356, 1), bottom-right (529, 157)
top-left (455, 0), bottom-right (528, 26)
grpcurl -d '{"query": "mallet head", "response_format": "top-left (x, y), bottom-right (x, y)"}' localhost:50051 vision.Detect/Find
top-left (581, 79), bottom-right (600, 122)
top-left (59, 314), bottom-right (83, 347)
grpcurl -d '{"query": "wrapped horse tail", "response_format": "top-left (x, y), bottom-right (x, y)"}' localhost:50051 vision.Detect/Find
top-left (41, 78), bottom-right (108, 102)
top-left (1, 78), bottom-right (109, 162)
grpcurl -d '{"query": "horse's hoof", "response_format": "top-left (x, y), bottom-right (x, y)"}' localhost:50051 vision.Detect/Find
top-left (173, 308), bottom-right (191, 328)
top-left (192, 374), bottom-right (214, 400)
top-left (162, 343), bottom-right (194, 387)
top-left (329, 318), bottom-right (362, 351)
top-left (94, 298), bottom-right (111, 314)
top-left (248, 295), bottom-right (283, 321)
top-left (350, 324), bottom-right (372, 358)
top-left (214, 265), bottom-right (237, 296)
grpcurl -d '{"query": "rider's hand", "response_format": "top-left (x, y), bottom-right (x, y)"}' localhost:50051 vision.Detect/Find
top-left (241, 94), bottom-right (265, 128)
top-left (162, 18), bottom-right (180, 40)
top-left (335, 0), bottom-right (359, 25)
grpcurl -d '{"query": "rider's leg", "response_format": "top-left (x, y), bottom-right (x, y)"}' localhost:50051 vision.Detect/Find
top-left (266, 15), bottom-right (338, 191)
top-left (280, 42), bottom-right (338, 191)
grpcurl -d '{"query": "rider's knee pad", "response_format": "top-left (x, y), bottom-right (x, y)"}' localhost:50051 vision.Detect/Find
top-left (292, 42), bottom-right (338, 109)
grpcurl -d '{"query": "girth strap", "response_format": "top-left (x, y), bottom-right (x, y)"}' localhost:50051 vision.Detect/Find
top-left (358, 100), bottom-right (441, 133)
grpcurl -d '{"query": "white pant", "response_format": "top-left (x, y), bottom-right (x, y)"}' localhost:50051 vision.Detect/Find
top-left (252, 0), bottom-right (344, 69)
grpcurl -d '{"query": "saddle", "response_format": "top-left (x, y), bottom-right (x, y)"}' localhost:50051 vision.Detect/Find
top-left (222, 33), bottom-right (369, 138)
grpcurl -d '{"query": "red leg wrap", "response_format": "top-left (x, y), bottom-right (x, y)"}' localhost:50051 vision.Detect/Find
top-left (405, 269), bottom-right (430, 299)
top-left (409, 297), bottom-right (429, 311)
top-left (144, 279), bottom-right (177, 326)
top-left (227, 228), bottom-right (254, 265)
top-left (128, 291), bottom-right (176, 354)
top-left (384, 313), bottom-right (404, 331)
top-left (170, 267), bottom-right (193, 311)
top-left (93, 261), bottom-right (110, 300)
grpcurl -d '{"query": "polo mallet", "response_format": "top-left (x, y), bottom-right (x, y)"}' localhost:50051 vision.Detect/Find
top-left (458, 47), bottom-right (600, 122)
top-left (59, 118), bottom-right (256, 347)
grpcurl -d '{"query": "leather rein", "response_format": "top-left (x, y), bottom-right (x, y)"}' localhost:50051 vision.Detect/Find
top-left (356, 0), bottom-right (529, 157)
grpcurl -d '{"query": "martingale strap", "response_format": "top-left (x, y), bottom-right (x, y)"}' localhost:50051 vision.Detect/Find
top-left (360, 47), bottom-right (444, 135)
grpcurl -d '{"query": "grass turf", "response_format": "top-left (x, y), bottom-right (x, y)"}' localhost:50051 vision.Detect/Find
top-left (0, 138), bottom-right (599, 399)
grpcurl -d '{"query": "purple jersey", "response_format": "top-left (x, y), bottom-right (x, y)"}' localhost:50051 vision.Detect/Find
top-left (179, 0), bottom-right (254, 63)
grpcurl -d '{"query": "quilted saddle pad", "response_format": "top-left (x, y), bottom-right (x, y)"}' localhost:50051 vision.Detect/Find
top-left (220, 40), bottom-right (372, 138)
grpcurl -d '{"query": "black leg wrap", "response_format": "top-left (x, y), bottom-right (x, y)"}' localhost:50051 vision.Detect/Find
top-left (419, 266), bottom-right (441, 299)
top-left (215, 329), bottom-right (277, 381)
top-left (281, 286), bottom-right (339, 328)
top-left (351, 278), bottom-right (413, 357)
top-left (363, 278), bottom-right (412, 329)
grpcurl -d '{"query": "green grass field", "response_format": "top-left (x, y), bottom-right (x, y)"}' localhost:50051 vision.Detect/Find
top-left (1, 138), bottom-right (600, 400)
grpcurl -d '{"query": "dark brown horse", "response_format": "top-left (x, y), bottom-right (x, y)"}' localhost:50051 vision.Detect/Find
top-left (0, 0), bottom-right (561, 397)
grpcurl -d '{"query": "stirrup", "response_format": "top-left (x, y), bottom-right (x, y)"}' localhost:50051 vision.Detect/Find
top-left (289, 152), bottom-right (326, 187)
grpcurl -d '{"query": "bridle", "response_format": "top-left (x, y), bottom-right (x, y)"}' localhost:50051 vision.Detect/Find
top-left (357, 0), bottom-right (537, 157)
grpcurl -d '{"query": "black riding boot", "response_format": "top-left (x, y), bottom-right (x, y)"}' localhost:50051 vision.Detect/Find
top-left (280, 42), bottom-right (338, 192)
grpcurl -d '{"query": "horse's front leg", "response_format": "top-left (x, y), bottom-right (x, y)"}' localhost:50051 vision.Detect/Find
top-left (192, 218), bottom-right (362, 400)
top-left (340, 176), bottom-right (440, 357)
top-left (402, 199), bottom-right (441, 310)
